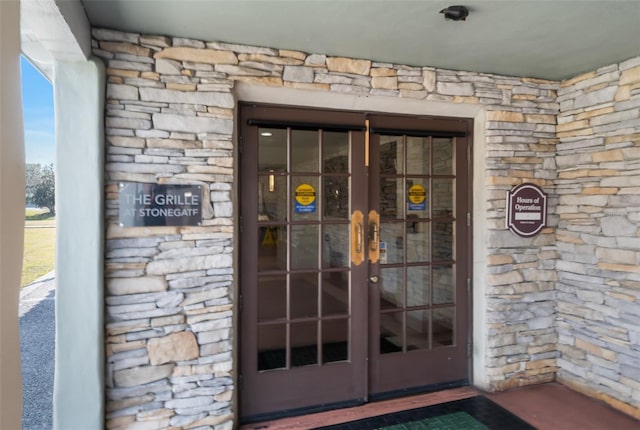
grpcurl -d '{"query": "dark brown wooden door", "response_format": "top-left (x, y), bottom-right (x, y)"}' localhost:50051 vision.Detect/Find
top-left (366, 114), bottom-right (471, 396)
top-left (239, 105), bottom-right (471, 421)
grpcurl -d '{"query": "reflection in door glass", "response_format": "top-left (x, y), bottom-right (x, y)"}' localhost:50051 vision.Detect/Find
top-left (323, 132), bottom-right (349, 173)
top-left (258, 324), bottom-right (286, 371)
top-left (258, 225), bottom-right (287, 271)
top-left (433, 265), bottom-right (454, 305)
top-left (380, 312), bottom-right (403, 354)
top-left (432, 221), bottom-right (454, 261)
top-left (406, 137), bottom-right (430, 174)
top-left (259, 174), bottom-right (286, 221)
top-left (290, 273), bottom-right (318, 319)
top-left (380, 222), bottom-right (404, 264)
top-left (406, 310), bottom-right (429, 350)
top-left (323, 176), bottom-right (349, 219)
top-left (433, 307), bottom-right (454, 347)
top-left (258, 275), bottom-right (287, 321)
top-left (291, 225), bottom-right (319, 270)
top-left (322, 319), bottom-right (349, 363)
top-left (380, 267), bottom-right (403, 309)
top-left (291, 321), bottom-right (318, 367)
top-left (292, 130), bottom-right (319, 172)
top-left (407, 266), bottom-right (430, 307)
top-left (321, 272), bottom-right (349, 316)
top-left (259, 128), bottom-right (287, 172)
top-left (322, 224), bottom-right (350, 269)
top-left (380, 136), bottom-right (403, 174)
top-left (432, 178), bottom-right (453, 218)
top-left (406, 222), bottom-right (430, 263)
top-left (433, 138), bottom-right (454, 175)
top-left (380, 178), bottom-right (403, 219)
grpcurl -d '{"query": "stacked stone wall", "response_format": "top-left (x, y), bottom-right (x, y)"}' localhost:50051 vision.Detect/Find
top-left (94, 27), bottom-right (559, 428)
top-left (555, 57), bottom-right (640, 417)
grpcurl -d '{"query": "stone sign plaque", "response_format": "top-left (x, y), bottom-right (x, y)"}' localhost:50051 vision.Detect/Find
top-left (506, 183), bottom-right (547, 237)
top-left (119, 183), bottom-right (202, 227)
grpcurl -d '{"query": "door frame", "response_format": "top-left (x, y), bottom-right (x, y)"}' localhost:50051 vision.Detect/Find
top-left (237, 102), bottom-right (474, 421)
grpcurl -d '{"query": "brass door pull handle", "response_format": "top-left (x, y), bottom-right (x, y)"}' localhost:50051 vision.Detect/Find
top-left (369, 222), bottom-right (378, 251)
top-left (351, 210), bottom-right (365, 266)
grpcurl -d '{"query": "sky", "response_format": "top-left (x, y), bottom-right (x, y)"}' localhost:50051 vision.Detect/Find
top-left (21, 56), bottom-right (55, 166)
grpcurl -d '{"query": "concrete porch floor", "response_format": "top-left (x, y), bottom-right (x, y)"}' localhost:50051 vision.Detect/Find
top-left (240, 382), bottom-right (640, 429)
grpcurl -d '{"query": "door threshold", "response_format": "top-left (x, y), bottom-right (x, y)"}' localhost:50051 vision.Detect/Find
top-left (239, 386), bottom-right (478, 430)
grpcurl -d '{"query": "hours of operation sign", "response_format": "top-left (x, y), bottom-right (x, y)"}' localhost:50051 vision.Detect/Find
top-left (506, 183), bottom-right (547, 237)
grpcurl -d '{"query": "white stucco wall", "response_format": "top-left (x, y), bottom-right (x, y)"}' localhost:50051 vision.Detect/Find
top-left (53, 58), bottom-right (105, 430)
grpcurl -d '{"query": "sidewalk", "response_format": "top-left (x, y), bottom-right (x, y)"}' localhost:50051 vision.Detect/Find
top-left (20, 271), bottom-right (56, 430)
top-left (19, 270), bottom-right (55, 317)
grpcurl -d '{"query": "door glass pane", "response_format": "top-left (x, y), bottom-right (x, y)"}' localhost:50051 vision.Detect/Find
top-left (322, 319), bottom-right (349, 363)
top-left (322, 224), bottom-right (349, 269)
top-left (380, 312), bottom-right (403, 354)
top-left (258, 225), bottom-right (287, 271)
top-left (406, 222), bottom-right (430, 263)
top-left (322, 272), bottom-right (349, 316)
top-left (433, 138), bottom-right (454, 175)
top-left (433, 221), bottom-right (454, 261)
top-left (292, 130), bottom-right (319, 172)
top-left (258, 275), bottom-right (286, 321)
top-left (259, 174), bottom-right (286, 221)
top-left (259, 128), bottom-right (286, 172)
top-left (432, 178), bottom-right (453, 218)
top-left (323, 132), bottom-right (349, 173)
top-left (291, 273), bottom-right (318, 319)
top-left (380, 178), bottom-right (403, 219)
top-left (406, 136), bottom-right (429, 174)
top-left (406, 310), bottom-right (429, 351)
top-left (258, 324), bottom-right (286, 371)
top-left (291, 225), bottom-right (319, 270)
top-left (433, 307), bottom-right (454, 347)
top-left (407, 266), bottom-right (430, 307)
top-left (292, 176), bottom-right (319, 221)
top-left (406, 178), bottom-right (428, 217)
top-left (291, 321), bottom-right (318, 367)
top-left (380, 267), bottom-right (403, 309)
top-left (380, 135), bottom-right (403, 174)
top-left (380, 222), bottom-right (404, 264)
top-left (433, 265), bottom-right (454, 305)
top-left (323, 176), bottom-right (349, 219)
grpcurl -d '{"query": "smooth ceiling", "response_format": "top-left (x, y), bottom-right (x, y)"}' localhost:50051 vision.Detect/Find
top-left (81, 0), bottom-right (640, 81)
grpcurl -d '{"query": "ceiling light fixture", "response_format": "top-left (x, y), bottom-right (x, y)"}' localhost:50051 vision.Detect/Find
top-left (261, 131), bottom-right (273, 137)
top-left (440, 5), bottom-right (469, 21)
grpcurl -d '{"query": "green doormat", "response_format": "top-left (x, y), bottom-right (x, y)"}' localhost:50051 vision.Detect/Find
top-left (313, 396), bottom-right (535, 429)
top-left (379, 411), bottom-right (488, 430)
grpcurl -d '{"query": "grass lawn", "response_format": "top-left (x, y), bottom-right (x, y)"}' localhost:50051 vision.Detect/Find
top-left (22, 209), bottom-right (56, 287)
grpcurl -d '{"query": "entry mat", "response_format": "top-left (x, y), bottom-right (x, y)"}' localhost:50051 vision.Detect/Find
top-left (313, 396), bottom-right (536, 430)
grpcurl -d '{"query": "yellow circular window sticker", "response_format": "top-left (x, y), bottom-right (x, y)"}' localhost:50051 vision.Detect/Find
top-left (295, 183), bottom-right (316, 213)
top-left (408, 184), bottom-right (426, 210)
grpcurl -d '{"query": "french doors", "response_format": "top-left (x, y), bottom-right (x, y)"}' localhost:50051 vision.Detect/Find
top-left (239, 104), bottom-right (472, 421)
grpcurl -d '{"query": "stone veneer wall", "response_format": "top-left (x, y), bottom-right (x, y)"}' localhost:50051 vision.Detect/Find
top-left (555, 57), bottom-right (640, 418)
top-left (94, 28), bottom-right (560, 429)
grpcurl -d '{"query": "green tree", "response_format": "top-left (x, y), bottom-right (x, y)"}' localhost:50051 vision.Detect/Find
top-left (32, 164), bottom-right (55, 215)
top-left (25, 163), bottom-right (42, 206)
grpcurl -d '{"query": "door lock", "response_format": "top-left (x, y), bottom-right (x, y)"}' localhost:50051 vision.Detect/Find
top-left (369, 274), bottom-right (379, 283)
